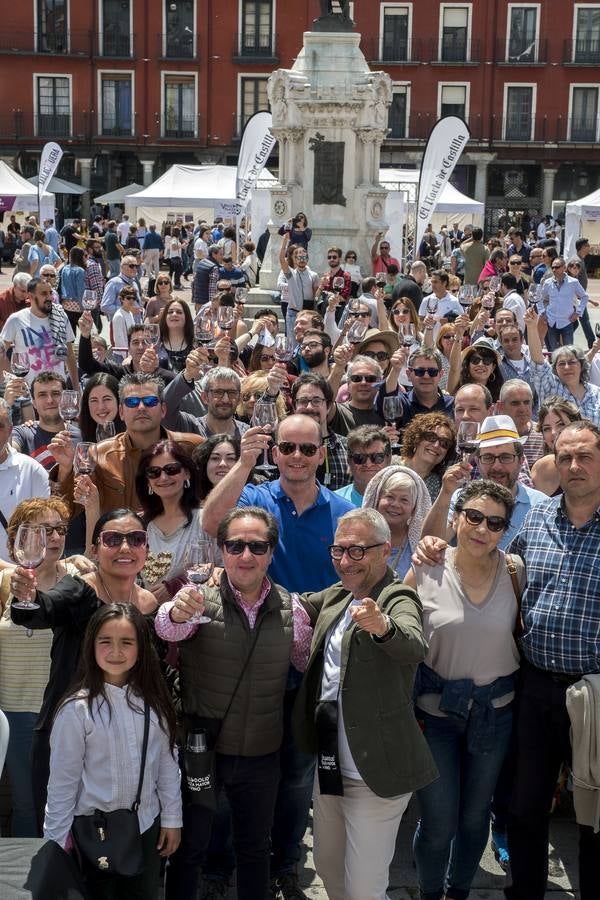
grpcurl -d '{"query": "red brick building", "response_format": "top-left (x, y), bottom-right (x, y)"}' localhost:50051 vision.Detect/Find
top-left (0, 1), bottom-right (599, 228)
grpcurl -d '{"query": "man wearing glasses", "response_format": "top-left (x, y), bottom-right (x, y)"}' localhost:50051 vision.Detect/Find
top-left (391, 347), bottom-right (455, 429)
top-left (335, 426), bottom-right (391, 506)
top-left (371, 232), bottom-right (400, 276)
top-left (100, 254), bottom-right (142, 321)
top-left (294, 507), bottom-right (436, 900)
top-left (537, 255), bottom-right (588, 350)
top-left (279, 234), bottom-right (320, 337)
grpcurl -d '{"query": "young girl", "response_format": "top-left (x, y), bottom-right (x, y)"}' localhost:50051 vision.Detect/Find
top-left (45, 603), bottom-right (182, 899)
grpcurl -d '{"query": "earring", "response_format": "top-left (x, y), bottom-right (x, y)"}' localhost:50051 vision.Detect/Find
top-left (184, 479), bottom-right (190, 488)
top-left (148, 486), bottom-right (153, 495)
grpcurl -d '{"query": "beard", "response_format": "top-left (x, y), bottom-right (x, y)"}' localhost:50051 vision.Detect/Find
top-left (305, 350), bottom-right (326, 368)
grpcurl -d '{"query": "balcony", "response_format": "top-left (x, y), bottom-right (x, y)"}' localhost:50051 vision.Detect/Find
top-left (496, 38), bottom-right (547, 64)
top-left (94, 32), bottom-right (136, 58)
top-left (157, 32), bottom-right (199, 60)
top-left (159, 115), bottom-right (200, 140)
top-left (385, 112), bottom-right (484, 143)
top-left (232, 31), bottom-right (278, 63)
top-left (0, 111), bottom-right (95, 143)
top-left (568, 117), bottom-right (600, 143)
top-left (361, 35), bottom-right (423, 64)
top-left (564, 37), bottom-right (600, 64)
top-left (0, 30), bottom-right (92, 56)
top-left (436, 35), bottom-right (480, 63)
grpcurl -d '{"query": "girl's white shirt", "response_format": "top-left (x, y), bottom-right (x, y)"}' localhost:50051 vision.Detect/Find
top-left (44, 682), bottom-right (182, 848)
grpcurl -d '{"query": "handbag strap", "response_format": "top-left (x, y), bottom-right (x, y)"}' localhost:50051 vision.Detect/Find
top-left (131, 702), bottom-right (150, 812)
top-left (506, 553), bottom-right (523, 640)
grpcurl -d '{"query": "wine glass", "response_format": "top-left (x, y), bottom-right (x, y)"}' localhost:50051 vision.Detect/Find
top-left (96, 421), bottom-right (116, 442)
top-left (527, 283), bottom-right (539, 308)
top-left (382, 395), bottom-right (402, 452)
top-left (82, 290), bottom-right (98, 311)
top-left (458, 285), bottom-right (473, 313)
top-left (332, 276), bottom-right (345, 293)
top-left (274, 334), bottom-right (294, 363)
top-left (59, 390), bottom-right (79, 424)
top-left (489, 275), bottom-right (502, 292)
top-left (347, 297), bottom-right (361, 315)
top-left (235, 287), bottom-right (248, 304)
top-left (74, 442), bottom-right (97, 475)
top-left (346, 319), bottom-right (369, 345)
top-left (12, 524), bottom-right (47, 610)
top-left (10, 351), bottom-right (30, 400)
top-left (184, 541), bottom-right (215, 625)
top-left (143, 323), bottom-right (161, 348)
top-left (400, 324), bottom-right (416, 348)
top-left (252, 400), bottom-right (279, 475)
top-left (426, 296), bottom-right (439, 316)
top-left (217, 306), bottom-right (234, 334)
top-left (482, 292), bottom-right (496, 311)
top-left (456, 420), bottom-right (479, 463)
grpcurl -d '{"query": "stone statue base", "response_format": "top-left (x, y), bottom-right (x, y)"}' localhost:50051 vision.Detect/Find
top-left (312, 14), bottom-right (354, 33)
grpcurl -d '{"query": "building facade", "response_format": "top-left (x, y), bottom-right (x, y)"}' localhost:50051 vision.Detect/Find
top-left (0, 0), bottom-right (599, 227)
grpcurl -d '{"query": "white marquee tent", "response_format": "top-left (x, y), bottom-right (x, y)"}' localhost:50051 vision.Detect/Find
top-left (0, 161), bottom-right (54, 222)
top-left (564, 187), bottom-right (600, 259)
top-left (27, 174), bottom-right (86, 196)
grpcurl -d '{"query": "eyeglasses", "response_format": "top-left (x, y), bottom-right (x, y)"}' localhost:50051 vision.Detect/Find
top-left (146, 462), bottom-right (184, 479)
top-left (277, 441), bottom-right (319, 457)
top-left (408, 367), bottom-right (440, 378)
top-left (556, 358), bottom-right (579, 368)
top-left (329, 543), bottom-right (385, 561)
top-left (362, 350), bottom-right (390, 362)
top-left (349, 451), bottom-right (388, 465)
top-left (122, 395), bottom-right (160, 408)
top-left (223, 539), bottom-right (272, 556)
top-left (421, 431), bottom-right (453, 451)
top-left (460, 508), bottom-right (507, 533)
top-left (469, 354), bottom-right (496, 366)
top-left (301, 341), bottom-right (323, 351)
top-left (37, 523), bottom-right (68, 537)
top-left (242, 391), bottom-right (263, 402)
top-left (208, 388), bottom-right (240, 399)
top-left (99, 530), bottom-right (148, 549)
top-left (295, 396), bottom-right (326, 408)
top-left (478, 452), bottom-right (518, 465)
top-left (349, 373), bottom-right (378, 383)
top-left (349, 311), bottom-right (371, 319)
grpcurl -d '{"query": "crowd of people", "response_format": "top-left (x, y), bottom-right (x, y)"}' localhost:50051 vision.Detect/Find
top-left (0, 207), bottom-right (598, 900)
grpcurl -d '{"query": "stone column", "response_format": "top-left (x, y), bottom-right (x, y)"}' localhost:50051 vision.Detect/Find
top-left (473, 153), bottom-right (495, 205)
top-left (78, 158), bottom-right (93, 218)
top-left (141, 160), bottom-right (154, 186)
top-left (542, 166), bottom-right (558, 216)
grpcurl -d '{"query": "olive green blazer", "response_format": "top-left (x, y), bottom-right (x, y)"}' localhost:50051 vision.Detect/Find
top-left (293, 567), bottom-right (438, 798)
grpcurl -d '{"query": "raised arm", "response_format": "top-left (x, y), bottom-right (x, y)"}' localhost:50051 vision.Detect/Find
top-left (279, 234), bottom-right (291, 274)
top-left (371, 232), bottom-right (383, 262)
top-left (445, 315), bottom-right (469, 395)
top-left (201, 427), bottom-right (267, 535)
top-left (523, 307), bottom-right (544, 364)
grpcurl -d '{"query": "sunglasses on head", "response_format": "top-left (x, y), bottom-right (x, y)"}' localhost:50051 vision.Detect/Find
top-left (146, 462), bottom-right (183, 479)
top-left (469, 353), bottom-right (495, 366)
top-left (223, 539), bottom-right (272, 556)
top-left (349, 374), bottom-right (378, 383)
top-left (409, 367), bottom-right (440, 377)
top-left (421, 431), bottom-right (453, 451)
top-left (99, 530), bottom-right (147, 549)
top-left (460, 508), bottom-right (507, 533)
top-left (349, 451), bottom-right (388, 465)
top-left (123, 395), bottom-right (160, 408)
top-left (277, 441), bottom-right (319, 457)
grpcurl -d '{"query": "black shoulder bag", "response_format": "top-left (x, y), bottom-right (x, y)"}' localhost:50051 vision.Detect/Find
top-left (72, 701), bottom-right (150, 877)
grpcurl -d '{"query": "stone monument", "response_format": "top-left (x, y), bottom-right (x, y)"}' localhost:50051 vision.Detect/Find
top-left (257, 10), bottom-right (392, 291)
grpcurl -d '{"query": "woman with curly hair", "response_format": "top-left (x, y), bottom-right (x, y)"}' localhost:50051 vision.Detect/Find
top-left (399, 411), bottom-right (457, 501)
top-left (158, 297), bottom-right (195, 373)
top-left (531, 397), bottom-right (582, 496)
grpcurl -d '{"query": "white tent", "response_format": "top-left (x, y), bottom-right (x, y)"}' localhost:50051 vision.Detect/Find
top-left (564, 187), bottom-right (600, 259)
top-left (27, 174), bottom-right (86, 195)
top-left (0, 161), bottom-right (55, 222)
top-left (94, 183), bottom-right (144, 205)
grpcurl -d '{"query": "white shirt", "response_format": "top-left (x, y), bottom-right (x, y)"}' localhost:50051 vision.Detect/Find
top-left (45, 684), bottom-right (182, 848)
top-left (0, 447), bottom-right (50, 559)
top-left (111, 308), bottom-right (135, 352)
top-left (418, 293), bottom-right (463, 339)
top-left (1, 308), bottom-right (74, 384)
top-left (117, 220), bottom-right (131, 244)
top-left (502, 290), bottom-right (526, 331)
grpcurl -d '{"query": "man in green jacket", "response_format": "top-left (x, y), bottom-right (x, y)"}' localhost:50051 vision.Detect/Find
top-left (294, 507), bottom-right (437, 900)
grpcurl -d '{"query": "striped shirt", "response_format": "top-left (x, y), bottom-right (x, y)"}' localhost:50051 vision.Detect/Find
top-left (508, 496), bottom-right (600, 674)
top-left (531, 360), bottom-right (600, 426)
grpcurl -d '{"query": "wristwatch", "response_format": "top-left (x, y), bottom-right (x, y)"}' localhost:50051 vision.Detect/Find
top-left (373, 615), bottom-right (395, 643)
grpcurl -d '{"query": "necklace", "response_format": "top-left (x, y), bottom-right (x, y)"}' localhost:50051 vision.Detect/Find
top-left (97, 573), bottom-right (134, 605)
top-left (452, 551), bottom-right (497, 592)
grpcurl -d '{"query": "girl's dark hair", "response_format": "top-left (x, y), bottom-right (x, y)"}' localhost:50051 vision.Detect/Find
top-left (459, 348), bottom-right (504, 402)
top-left (193, 433), bottom-right (240, 502)
top-left (69, 246), bottom-right (86, 268)
top-left (65, 603), bottom-right (177, 749)
top-left (79, 372), bottom-right (123, 442)
top-left (158, 297), bottom-right (194, 349)
top-left (91, 508), bottom-right (146, 546)
top-left (292, 212), bottom-right (308, 227)
top-left (454, 479), bottom-right (515, 526)
top-left (136, 440), bottom-right (200, 522)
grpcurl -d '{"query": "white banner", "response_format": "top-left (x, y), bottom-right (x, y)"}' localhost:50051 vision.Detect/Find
top-left (38, 141), bottom-right (63, 211)
top-left (415, 117), bottom-right (470, 256)
top-left (236, 112), bottom-right (276, 209)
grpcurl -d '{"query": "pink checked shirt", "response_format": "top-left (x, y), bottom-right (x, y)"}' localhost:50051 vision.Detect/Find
top-left (154, 576), bottom-right (313, 672)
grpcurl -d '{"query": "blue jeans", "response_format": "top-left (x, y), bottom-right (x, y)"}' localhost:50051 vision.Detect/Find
top-left (546, 322), bottom-right (575, 351)
top-left (4, 710), bottom-right (37, 837)
top-left (413, 704), bottom-right (513, 900)
top-left (285, 307), bottom-right (298, 339)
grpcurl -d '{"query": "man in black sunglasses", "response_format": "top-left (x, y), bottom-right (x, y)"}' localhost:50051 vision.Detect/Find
top-left (328, 355), bottom-right (387, 437)
top-left (335, 425), bottom-right (391, 506)
top-left (385, 347), bottom-right (454, 429)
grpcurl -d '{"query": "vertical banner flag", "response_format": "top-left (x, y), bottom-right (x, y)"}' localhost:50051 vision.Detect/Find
top-left (236, 111), bottom-right (276, 214)
top-left (415, 117), bottom-right (470, 255)
top-left (38, 141), bottom-right (63, 211)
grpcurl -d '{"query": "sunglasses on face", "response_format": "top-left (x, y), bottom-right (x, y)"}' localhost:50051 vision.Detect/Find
top-left (349, 451), bottom-right (388, 465)
top-left (156, 280), bottom-right (171, 285)
top-left (409, 367), bottom-right (440, 377)
top-left (37, 523), bottom-right (68, 537)
top-left (327, 255), bottom-right (339, 261)
top-left (123, 395), bottom-right (160, 408)
top-left (392, 308), bottom-right (409, 315)
top-left (329, 543), bottom-right (385, 561)
top-left (363, 350), bottom-right (390, 362)
top-left (223, 539), bottom-right (272, 555)
top-left (349, 311), bottom-right (371, 319)
top-left (421, 431), bottom-right (453, 451)
top-left (346, 255), bottom-right (357, 260)
top-left (146, 462), bottom-right (183, 479)
top-left (469, 354), bottom-right (495, 366)
top-left (99, 530), bottom-right (148, 549)
top-left (296, 255), bottom-right (308, 261)
top-left (277, 441), bottom-right (319, 457)
top-left (460, 508), bottom-right (507, 533)
top-left (242, 391), bottom-right (263, 402)
top-left (552, 264), bottom-right (565, 270)
top-left (349, 374), bottom-right (378, 383)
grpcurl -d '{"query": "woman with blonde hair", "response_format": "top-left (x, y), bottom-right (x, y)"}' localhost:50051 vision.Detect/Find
top-left (237, 371), bottom-right (288, 422)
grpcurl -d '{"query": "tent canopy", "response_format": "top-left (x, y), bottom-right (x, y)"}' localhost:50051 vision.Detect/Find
top-left (94, 183), bottom-right (144, 205)
top-left (126, 165), bottom-right (276, 206)
top-left (27, 174), bottom-right (86, 195)
top-left (564, 187), bottom-right (600, 258)
top-left (0, 160), bottom-right (54, 220)
top-left (378, 168), bottom-right (483, 213)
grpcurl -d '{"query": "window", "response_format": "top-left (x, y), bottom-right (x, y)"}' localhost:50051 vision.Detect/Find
top-left (163, 75), bottom-right (196, 137)
top-left (165, 0), bottom-right (195, 58)
top-left (507, 6), bottom-right (538, 62)
top-left (440, 6), bottom-right (469, 62)
top-left (239, 76), bottom-right (269, 131)
top-left (100, 74), bottom-right (132, 135)
top-left (37, 0), bottom-right (68, 53)
top-left (241, 1), bottom-right (273, 56)
top-left (504, 85), bottom-right (534, 140)
top-left (102, 0), bottom-right (131, 57)
top-left (574, 6), bottom-right (600, 63)
top-left (440, 84), bottom-right (467, 119)
top-left (381, 6), bottom-right (410, 61)
top-left (36, 75), bottom-right (70, 137)
top-left (389, 86), bottom-right (409, 138)
top-left (570, 86), bottom-right (599, 141)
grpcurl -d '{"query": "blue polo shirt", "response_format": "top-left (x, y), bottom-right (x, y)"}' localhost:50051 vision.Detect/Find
top-left (449, 481), bottom-right (547, 550)
top-left (334, 482), bottom-right (363, 508)
top-left (238, 479), bottom-right (354, 592)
